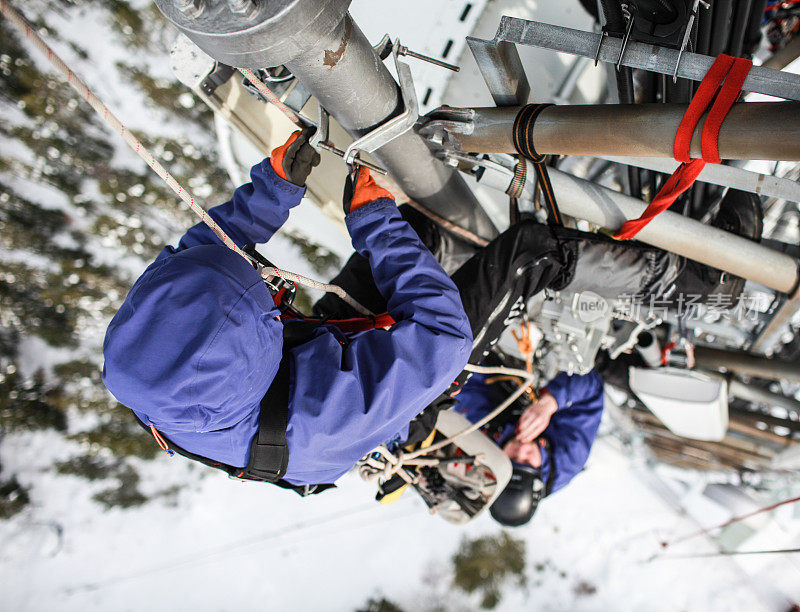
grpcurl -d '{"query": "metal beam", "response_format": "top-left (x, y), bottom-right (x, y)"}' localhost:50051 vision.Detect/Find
top-left (728, 379), bottom-right (800, 414)
top-left (465, 37), bottom-right (530, 107)
top-left (598, 156), bottom-right (800, 204)
top-left (751, 285), bottom-right (800, 354)
top-left (486, 16), bottom-right (800, 101)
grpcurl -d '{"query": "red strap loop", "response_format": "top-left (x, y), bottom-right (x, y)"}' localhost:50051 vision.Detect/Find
top-left (701, 57), bottom-right (752, 163)
top-left (279, 310), bottom-right (396, 333)
top-left (614, 54), bottom-right (752, 241)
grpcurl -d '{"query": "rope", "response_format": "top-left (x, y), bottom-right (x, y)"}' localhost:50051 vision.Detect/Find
top-left (236, 67), bottom-right (304, 127)
top-left (404, 199), bottom-right (489, 247)
top-left (363, 363), bottom-right (535, 482)
top-left (654, 547), bottom-right (800, 560)
top-left (614, 54), bottom-right (753, 240)
top-left (0, 1), bottom-right (372, 316)
top-left (660, 493), bottom-right (800, 549)
top-left (512, 104), bottom-right (563, 226)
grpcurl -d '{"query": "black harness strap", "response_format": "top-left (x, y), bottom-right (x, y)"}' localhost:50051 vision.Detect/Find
top-left (239, 357), bottom-right (291, 482)
top-left (131, 321), bottom-right (338, 496)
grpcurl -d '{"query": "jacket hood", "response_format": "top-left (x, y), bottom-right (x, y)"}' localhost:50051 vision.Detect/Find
top-left (102, 244), bottom-right (282, 434)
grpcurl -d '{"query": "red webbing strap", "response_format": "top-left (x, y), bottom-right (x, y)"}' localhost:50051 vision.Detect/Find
top-left (279, 309), bottom-right (396, 333)
top-left (272, 286), bottom-right (395, 332)
top-left (614, 54), bottom-right (753, 241)
top-left (701, 58), bottom-right (752, 164)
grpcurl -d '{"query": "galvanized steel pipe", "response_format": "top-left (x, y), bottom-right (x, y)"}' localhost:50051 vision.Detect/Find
top-left (449, 103), bottom-right (800, 161)
top-left (154, 0), bottom-right (498, 240)
top-left (694, 346), bottom-right (800, 383)
top-left (471, 159), bottom-right (799, 293)
top-left (546, 167), bottom-right (800, 293)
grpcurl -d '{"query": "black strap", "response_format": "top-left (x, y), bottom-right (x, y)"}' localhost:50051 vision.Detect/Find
top-left (512, 104), bottom-right (563, 227)
top-left (540, 434), bottom-right (557, 496)
top-left (513, 104), bottom-right (552, 163)
top-left (240, 357), bottom-right (291, 482)
top-left (129, 323), bottom-right (335, 496)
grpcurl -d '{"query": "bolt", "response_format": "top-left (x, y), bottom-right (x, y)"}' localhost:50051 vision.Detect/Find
top-left (175, 0), bottom-right (205, 19)
top-left (428, 131), bottom-right (444, 146)
top-left (227, 0), bottom-right (259, 19)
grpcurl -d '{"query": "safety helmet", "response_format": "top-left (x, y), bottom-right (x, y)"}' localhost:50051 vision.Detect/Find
top-left (489, 464), bottom-right (545, 527)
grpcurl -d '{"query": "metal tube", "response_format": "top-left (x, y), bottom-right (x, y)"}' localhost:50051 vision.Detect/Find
top-left (282, 14), bottom-right (497, 239)
top-left (470, 158), bottom-right (800, 293)
top-left (545, 166), bottom-right (799, 293)
top-left (597, 155), bottom-right (800, 203)
top-left (728, 379), bottom-right (800, 413)
top-left (751, 284), bottom-right (800, 353)
top-left (154, 0), bottom-right (498, 240)
top-left (693, 345), bottom-right (800, 383)
top-left (449, 103), bottom-right (800, 161)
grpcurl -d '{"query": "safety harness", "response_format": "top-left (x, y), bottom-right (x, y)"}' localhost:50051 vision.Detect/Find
top-left (138, 260), bottom-right (397, 496)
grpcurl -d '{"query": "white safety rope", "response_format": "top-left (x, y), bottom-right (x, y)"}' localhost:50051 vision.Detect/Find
top-left (0, 1), bottom-right (372, 316)
top-left (362, 363), bottom-right (536, 482)
top-left (237, 67), bottom-right (305, 127)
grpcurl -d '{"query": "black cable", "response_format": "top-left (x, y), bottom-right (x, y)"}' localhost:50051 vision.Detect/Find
top-left (709, 0), bottom-right (735, 56)
top-left (600, 0), bottom-right (641, 197)
top-left (730, 0), bottom-right (755, 57)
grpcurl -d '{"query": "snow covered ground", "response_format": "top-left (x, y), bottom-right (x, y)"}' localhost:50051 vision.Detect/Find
top-left (2, 1), bottom-right (800, 610)
top-left (3, 431), bottom-right (799, 611)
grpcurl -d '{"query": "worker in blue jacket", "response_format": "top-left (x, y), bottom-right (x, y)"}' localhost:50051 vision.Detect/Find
top-left (454, 369), bottom-right (604, 526)
top-left (102, 130), bottom-right (684, 494)
top-left (103, 131), bottom-right (472, 490)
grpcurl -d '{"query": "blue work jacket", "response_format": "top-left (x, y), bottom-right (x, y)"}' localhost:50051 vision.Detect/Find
top-left (454, 370), bottom-right (604, 494)
top-left (103, 159), bottom-right (472, 485)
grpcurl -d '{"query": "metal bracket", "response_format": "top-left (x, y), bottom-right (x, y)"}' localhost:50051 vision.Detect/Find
top-left (483, 16), bottom-right (800, 102)
top-left (309, 103), bottom-right (329, 152)
top-left (309, 103), bottom-right (388, 175)
top-left (200, 62), bottom-right (235, 96)
top-left (342, 40), bottom-right (419, 166)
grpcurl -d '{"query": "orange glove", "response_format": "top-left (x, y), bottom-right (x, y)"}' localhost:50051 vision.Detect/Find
top-left (270, 129), bottom-right (320, 186)
top-left (342, 166), bottom-right (394, 214)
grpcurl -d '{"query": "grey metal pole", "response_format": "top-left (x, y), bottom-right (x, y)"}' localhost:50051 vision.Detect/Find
top-left (597, 156), bottom-right (800, 203)
top-left (443, 103), bottom-right (800, 161)
top-left (728, 379), bottom-right (800, 413)
top-left (470, 159), bottom-right (800, 293)
top-left (153, 0), bottom-right (498, 240)
top-left (693, 345), bottom-right (800, 383)
top-left (547, 167), bottom-right (800, 294)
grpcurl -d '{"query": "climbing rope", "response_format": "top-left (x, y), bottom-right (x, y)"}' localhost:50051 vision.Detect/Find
top-left (237, 67), bottom-right (305, 128)
top-left (0, 0), bottom-right (372, 316)
top-left (362, 363), bottom-right (535, 483)
top-left (660, 493), bottom-right (800, 550)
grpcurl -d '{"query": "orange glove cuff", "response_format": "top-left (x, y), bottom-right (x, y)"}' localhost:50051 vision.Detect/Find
top-left (270, 131), bottom-right (300, 181)
top-left (349, 167), bottom-right (394, 213)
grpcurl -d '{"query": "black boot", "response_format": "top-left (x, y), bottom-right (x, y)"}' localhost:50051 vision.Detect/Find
top-left (671, 189), bottom-right (763, 305)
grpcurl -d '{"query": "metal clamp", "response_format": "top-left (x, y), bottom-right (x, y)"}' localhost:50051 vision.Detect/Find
top-left (310, 103), bottom-right (388, 175)
top-left (343, 40), bottom-right (420, 166)
top-left (673, 0), bottom-right (710, 83)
